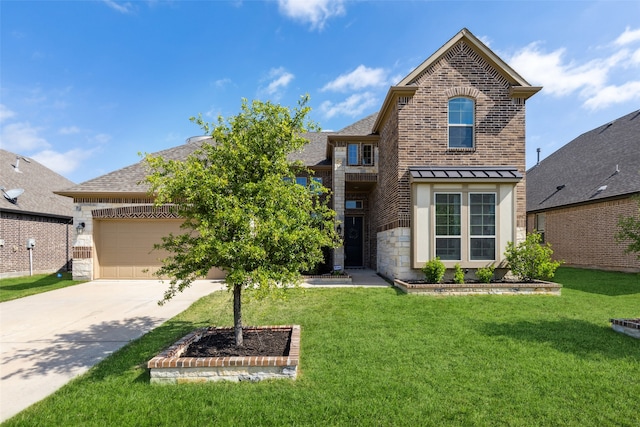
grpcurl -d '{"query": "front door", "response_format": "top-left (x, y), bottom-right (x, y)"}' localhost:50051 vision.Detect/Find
top-left (344, 216), bottom-right (364, 267)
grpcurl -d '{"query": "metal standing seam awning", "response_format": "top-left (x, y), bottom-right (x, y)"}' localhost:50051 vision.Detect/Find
top-left (409, 166), bottom-right (523, 182)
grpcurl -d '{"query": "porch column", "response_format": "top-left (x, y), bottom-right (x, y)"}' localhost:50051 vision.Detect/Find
top-left (333, 145), bottom-right (346, 270)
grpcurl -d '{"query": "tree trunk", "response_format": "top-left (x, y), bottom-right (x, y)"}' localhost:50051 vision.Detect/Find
top-left (233, 283), bottom-right (243, 347)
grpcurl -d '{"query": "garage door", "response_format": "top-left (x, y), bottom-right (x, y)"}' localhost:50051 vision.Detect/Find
top-left (95, 219), bottom-right (224, 279)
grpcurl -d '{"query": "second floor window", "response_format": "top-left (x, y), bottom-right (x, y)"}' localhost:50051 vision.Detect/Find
top-left (348, 144), bottom-right (359, 165)
top-left (448, 97), bottom-right (474, 149)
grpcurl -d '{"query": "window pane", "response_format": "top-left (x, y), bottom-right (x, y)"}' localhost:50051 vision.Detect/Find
top-left (470, 238), bottom-right (495, 260)
top-left (436, 238), bottom-right (461, 260)
top-left (448, 98), bottom-right (474, 125)
top-left (296, 177), bottom-right (307, 186)
top-left (469, 193), bottom-right (496, 237)
top-left (362, 145), bottom-right (373, 165)
top-left (449, 126), bottom-right (473, 148)
top-left (348, 144), bottom-right (359, 165)
top-left (435, 193), bottom-right (461, 236)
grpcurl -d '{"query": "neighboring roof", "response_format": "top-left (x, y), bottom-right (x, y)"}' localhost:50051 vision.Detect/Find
top-left (0, 149), bottom-right (75, 218)
top-left (56, 139), bottom-right (205, 197)
top-left (335, 113), bottom-right (378, 136)
top-left (527, 110), bottom-right (640, 212)
top-left (373, 28), bottom-right (542, 133)
top-left (410, 166), bottom-right (523, 182)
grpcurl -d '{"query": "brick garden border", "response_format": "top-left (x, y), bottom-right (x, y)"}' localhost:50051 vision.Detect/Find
top-left (148, 325), bottom-right (300, 383)
top-left (393, 279), bottom-right (562, 295)
top-left (610, 318), bottom-right (640, 339)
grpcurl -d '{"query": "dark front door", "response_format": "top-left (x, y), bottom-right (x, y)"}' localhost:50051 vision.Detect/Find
top-left (344, 216), bottom-right (363, 267)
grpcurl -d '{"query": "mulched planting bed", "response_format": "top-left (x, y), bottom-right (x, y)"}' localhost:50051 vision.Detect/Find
top-left (182, 328), bottom-right (291, 358)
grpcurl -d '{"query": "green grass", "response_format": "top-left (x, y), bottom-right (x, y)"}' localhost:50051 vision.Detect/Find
top-left (0, 273), bottom-right (86, 302)
top-left (4, 268), bottom-right (639, 426)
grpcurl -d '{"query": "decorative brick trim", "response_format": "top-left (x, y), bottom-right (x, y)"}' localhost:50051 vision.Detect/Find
top-left (610, 318), bottom-right (640, 330)
top-left (93, 205), bottom-right (181, 219)
top-left (445, 87), bottom-right (481, 99)
top-left (377, 214), bottom-right (411, 232)
top-left (73, 246), bottom-right (92, 259)
top-left (74, 197), bottom-right (155, 204)
top-left (345, 173), bottom-right (377, 182)
top-left (147, 325), bottom-right (300, 369)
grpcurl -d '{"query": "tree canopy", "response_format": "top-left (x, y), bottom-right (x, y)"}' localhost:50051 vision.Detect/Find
top-left (143, 96), bottom-right (338, 345)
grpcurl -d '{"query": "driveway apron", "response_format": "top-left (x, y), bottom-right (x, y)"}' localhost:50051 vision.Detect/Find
top-left (0, 279), bottom-right (223, 422)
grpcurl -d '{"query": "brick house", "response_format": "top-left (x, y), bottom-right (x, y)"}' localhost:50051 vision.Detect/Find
top-left (526, 110), bottom-right (640, 273)
top-left (0, 149), bottom-right (75, 278)
top-left (57, 28), bottom-right (541, 281)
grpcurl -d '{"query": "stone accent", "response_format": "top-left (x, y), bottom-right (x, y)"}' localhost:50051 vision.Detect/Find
top-left (148, 325), bottom-right (300, 384)
top-left (377, 227), bottom-right (421, 281)
top-left (610, 319), bottom-right (640, 339)
top-left (394, 279), bottom-right (562, 296)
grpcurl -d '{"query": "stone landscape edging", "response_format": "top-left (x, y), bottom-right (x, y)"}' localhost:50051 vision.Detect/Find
top-left (393, 279), bottom-right (562, 295)
top-left (148, 325), bottom-right (300, 384)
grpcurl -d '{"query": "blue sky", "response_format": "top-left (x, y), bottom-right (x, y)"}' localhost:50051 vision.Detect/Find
top-left (1, 0), bottom-right (639, 184)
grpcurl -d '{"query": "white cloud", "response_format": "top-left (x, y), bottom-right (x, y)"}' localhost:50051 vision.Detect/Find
top-left (277, 0), bottom-right (345, 30)
top-left (583, 81), bottom-right (640, 110)
top-left (507, 28), bottom-right (640, 111)
top-left (322, 65), bottom-right (390, 92)
top-left (260, 67), bottom-right (294, 100)
top-left (90, 133), bottom-right (111, 144)
top-left (319, 92), bottom-right (378, 119)
top-left (31, 148), bottom-right (95, 176)
top-left (0, 122), bottom-right (49, 152)
top-left (614, 26), bottom-right (640, 46)
top-left (102, 0), bottom-right (135, 14)
top-left (0, 105), bottom-right (16, 123)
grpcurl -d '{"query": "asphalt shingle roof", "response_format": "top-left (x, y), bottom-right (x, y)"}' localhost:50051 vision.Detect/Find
top-left (1, 149), bottom-right (75, 217)
top-left (60, 113), bottom-right (382, 195)
top-left (526, 109), bottom-right (640, 212)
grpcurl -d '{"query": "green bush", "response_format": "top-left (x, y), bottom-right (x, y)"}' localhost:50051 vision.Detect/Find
top-left (453, 263), bottom-right (465, 284)
top-left (422, 257), bottom-right (446, 283)
top-left (475, 264), bottom-right (495, 283)
top-left (504, 233), bottom-right (562, 282)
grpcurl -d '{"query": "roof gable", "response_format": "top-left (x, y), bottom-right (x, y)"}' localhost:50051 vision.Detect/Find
top-left (527, 110), bottom-right (640, 212)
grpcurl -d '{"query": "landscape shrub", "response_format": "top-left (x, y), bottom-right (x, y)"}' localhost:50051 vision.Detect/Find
top-left (504, 233), bottom-right (562, 282)
top-left (453, 263), bottom-right (465, 284)
top-left (475, 264), bottom-right (495, 283)
top-left (422, 257), bottom-right (446, 283)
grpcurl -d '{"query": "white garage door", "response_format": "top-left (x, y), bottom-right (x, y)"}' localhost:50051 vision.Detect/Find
top-left (95, 219), bottom-right (224, 280)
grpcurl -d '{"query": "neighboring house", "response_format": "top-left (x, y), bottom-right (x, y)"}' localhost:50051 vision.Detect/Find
top-left (57, 28), bottom-right (541, 281)
top-left (0, 149), bottom-right (75, 278)
top-left (526, 110), bottom-right (640, 273)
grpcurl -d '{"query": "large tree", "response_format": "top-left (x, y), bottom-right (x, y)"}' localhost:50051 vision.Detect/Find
top-left (143, 96), bottom-right (338, 346)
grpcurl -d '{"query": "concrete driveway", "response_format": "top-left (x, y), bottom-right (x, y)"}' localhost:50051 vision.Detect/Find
top-left (0, 279), bottom-right (224, 422)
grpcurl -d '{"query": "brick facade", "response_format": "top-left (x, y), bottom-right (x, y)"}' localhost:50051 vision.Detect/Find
top-left (372, 39), bottom-right (530, 279)
top-left (527, 197), bottom-right (639, 272)
top-left (0, 212), bottom-right (73, 278)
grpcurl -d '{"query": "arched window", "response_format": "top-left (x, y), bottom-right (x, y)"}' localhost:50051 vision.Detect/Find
top-left (448, 97), bottom-right (474, 148)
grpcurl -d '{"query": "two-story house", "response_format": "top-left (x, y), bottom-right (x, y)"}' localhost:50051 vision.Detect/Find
top-left (57, 28), bottom-right (541, 282)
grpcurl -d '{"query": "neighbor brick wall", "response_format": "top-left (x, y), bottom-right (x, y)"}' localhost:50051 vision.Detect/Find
top-left (527, 197), bottom-right (639, 272)
top-left (0, 212), bottom-right (73, 278)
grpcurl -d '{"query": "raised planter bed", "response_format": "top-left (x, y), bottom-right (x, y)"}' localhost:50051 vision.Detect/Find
top-left (303, 273), bottom-right (352, 285)
top-left (610, 318), bottom-right (640, 339)
top-left (394, 279), bottom-right (561, 296)
top-left (148, 325), bottom-right (300, 384)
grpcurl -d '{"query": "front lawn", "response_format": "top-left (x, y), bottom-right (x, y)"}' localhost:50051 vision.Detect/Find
top-left (0, 273), bottom-right (86, 302)
top-left (4, 268), bottom-right (639, 426)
